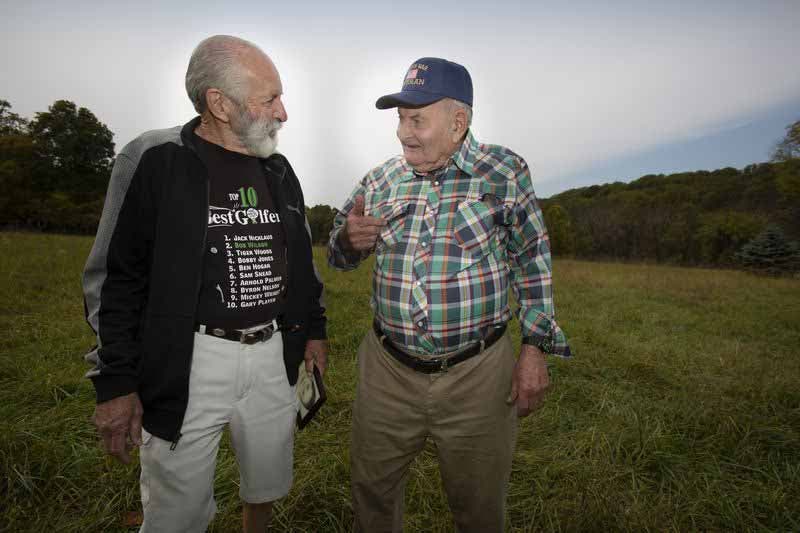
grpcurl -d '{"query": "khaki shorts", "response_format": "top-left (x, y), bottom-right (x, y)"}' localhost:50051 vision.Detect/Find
top-left (139, 331), bottom-right (296, 532)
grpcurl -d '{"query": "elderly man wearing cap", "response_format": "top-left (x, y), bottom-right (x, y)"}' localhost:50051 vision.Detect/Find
top-left (328, 58), bottom-right (570, 532)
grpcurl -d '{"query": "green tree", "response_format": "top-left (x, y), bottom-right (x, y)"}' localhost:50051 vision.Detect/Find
top-left (305, 204), bottom-right (337, 244)
top-left (543, 203), bottom-right (575, 256)
top-left (736, 225), bottom-right (800, 275)
top-left (0, 100), bottom-right (35, 227)
top-left (771, 119), bottom-right (800, 162)
top-left (28, 99), bottom-right (115, 198)
top-left (0, 99), bottom-right (28, 135)
top-left (1, 99), bottom-right (115, 232)
top-left (0, 134), bottom-right (36, 227)
top-left (695, 211), bottom-right (764, 264)
top-left (775, 159), bottom-right (800, 205)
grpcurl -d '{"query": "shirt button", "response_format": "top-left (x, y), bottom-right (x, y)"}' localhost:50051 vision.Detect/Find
top-left (434, 181), bottom-right (440, 186)
top-left (420, 241), bottom-right (427, 247)
top-left (210, 247), bottom-right (218, 254)
top-left (417, 320), bottom-right (425, 327)
top-left (416, 280), bottom-right (422, 286)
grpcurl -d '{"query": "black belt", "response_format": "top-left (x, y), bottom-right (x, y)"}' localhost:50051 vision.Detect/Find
top-left (195, 319), bottom-right (279, 345)
top-left (373, 321), bottom-right (507, 374)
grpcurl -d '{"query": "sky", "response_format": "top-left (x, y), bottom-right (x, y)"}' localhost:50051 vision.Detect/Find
top-left (2, 0), bottom-right (799, 204)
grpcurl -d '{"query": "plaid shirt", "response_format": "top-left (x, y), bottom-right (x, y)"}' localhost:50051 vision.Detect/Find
top-left (328, 131), bottom-right (570, 357)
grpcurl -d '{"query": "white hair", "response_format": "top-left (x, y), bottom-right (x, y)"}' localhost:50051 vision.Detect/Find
top-left (185, 35), bottom-right (262, 113)
top-left (447, 98), bottom-right (473, 127)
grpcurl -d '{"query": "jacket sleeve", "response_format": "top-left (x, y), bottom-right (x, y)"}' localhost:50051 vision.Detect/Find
top-left (82, 150), bottom-right (155, 402)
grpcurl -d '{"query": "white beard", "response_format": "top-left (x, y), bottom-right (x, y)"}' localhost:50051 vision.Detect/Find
top-left (231, 106), bottom-right (283, 158)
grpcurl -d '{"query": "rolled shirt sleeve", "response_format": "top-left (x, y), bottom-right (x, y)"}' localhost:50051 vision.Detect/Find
top-left (507, 159), bottom-right (571, 357)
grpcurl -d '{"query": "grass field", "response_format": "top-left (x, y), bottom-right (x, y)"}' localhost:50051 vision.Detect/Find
top-left (1, 231), bottom-right (799, 532)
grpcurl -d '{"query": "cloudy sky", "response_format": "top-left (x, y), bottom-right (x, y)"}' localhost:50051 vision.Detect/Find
top-left (2, 0), bottom-right (799, 204)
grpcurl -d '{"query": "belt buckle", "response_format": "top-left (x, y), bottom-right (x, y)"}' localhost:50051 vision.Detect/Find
top-left (239, 324), bottom-right (274, 344)
top-left (440, 357), bottom-right (449, 373)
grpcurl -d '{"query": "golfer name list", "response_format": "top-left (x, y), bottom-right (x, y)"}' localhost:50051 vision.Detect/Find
top-left (223, 234), bottom-right (284, 309)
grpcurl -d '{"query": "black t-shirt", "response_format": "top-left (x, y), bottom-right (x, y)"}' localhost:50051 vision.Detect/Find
top-left (193, 132), bottom-right (288, 329)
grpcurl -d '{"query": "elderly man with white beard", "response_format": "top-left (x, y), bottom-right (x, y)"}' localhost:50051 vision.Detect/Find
top-left (82, 35), bottom-right (327, 532)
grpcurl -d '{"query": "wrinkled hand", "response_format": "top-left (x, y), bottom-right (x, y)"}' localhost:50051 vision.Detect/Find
top-left (507, 345), bottom-right (549, 417)
top-left (92, 392), bottom-right (143, 463)
top-left (339, 195), bottom-right (385, 252)
top-left (304, 339), bottom-right (329, 376)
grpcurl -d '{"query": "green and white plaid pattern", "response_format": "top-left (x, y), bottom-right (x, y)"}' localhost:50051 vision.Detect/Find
top-left (328, 131), bottom-right (570, 357)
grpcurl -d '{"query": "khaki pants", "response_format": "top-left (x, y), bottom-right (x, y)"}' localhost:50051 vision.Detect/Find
top-left (351, 329), bottom-right (518, 533)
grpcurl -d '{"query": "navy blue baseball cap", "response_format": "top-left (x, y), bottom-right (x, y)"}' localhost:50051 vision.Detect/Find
top-left (375, 57), bottom-right (473, 109)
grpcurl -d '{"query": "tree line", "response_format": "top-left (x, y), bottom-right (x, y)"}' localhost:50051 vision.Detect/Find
top-left (540, 152), bottom-right (800, 272)
top-left (1, 98), bottom-right (798, 272)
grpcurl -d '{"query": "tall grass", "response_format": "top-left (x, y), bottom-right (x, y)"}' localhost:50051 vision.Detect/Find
top-left (1, 232), bottom-right (798, 531)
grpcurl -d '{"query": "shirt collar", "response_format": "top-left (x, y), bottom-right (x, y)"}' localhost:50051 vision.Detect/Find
top-left (451, 129), bottom-right (480, 177)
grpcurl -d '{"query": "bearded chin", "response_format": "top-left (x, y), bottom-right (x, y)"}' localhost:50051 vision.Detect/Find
top-left (244, 130), bottom-right (279, 158)
top-left (242, 123), bottom-right (279, 158)
top-left (232, 107), bottom-right (282, 158)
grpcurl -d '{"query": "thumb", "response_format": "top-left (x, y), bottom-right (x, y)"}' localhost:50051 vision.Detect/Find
top-left (129, 411), bottom-right (143, 447)
top-left (352, 195), bottom-right (365, 217)
top-left (506, 378), bottom-right (518, 405)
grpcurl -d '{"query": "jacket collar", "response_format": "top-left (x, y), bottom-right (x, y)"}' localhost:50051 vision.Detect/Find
top-left (180, 116), bottom-right (203, 154)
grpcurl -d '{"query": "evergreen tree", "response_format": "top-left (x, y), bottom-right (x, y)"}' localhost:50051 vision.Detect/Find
top-left (735, 225), bottom-right (800, 275)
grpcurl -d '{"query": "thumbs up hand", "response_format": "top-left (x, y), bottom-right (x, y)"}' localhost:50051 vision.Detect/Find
top-left (352, 195), bottom-right (366, 217)
top-left (340, 195), bottom-right (386, 252)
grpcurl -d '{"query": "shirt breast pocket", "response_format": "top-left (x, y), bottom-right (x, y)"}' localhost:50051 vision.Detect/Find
top-left (453, 198), bottom-right (508, 259)
top-left (375, 202), bottom-right (409, 251)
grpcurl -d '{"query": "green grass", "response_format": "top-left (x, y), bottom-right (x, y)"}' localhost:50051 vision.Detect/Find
top-left (1, 231), bottom-right (799, 532)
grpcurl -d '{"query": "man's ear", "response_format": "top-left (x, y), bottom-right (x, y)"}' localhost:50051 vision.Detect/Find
top-left (205, 88), bottom-right (233, 124)
top-left (451, 106), bottom-right (468, 142)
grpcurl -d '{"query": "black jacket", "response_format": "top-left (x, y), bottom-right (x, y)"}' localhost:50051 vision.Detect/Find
top-left (82, 117), bottom-right (326, 441)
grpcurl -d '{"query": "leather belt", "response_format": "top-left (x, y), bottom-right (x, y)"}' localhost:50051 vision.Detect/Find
top-left (373, 321), bottom-right (507, 374)
top-left (195, 319), bottom-right (279, 345)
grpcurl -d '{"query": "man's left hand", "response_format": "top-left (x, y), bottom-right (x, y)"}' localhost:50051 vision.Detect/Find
top-left (304, 339), bottom-right (329, 376)
top-left (507, 344), bottom-right (549, 417)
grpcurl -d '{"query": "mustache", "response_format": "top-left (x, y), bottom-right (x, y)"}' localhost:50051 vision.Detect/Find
top-left (263, 117), bottom-right (283, 138)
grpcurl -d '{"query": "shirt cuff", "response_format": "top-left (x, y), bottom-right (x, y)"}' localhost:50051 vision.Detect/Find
top-left (328, 228), bottom-right (367, 270)
top-left (520, 313), bottom-right (572, 357)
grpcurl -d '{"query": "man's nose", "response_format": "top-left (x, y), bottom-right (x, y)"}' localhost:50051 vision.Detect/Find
top-left (397, 120), bottom-right (409, 141)
top-left (274, 97), bottom-right (288, 122)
